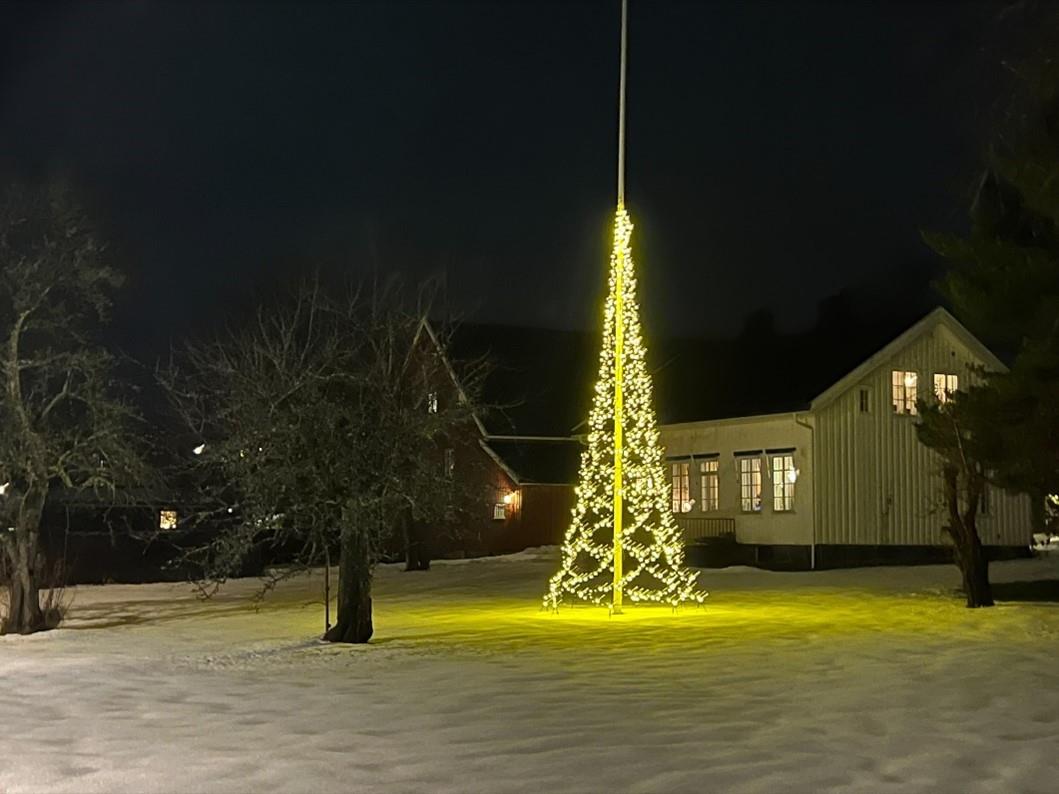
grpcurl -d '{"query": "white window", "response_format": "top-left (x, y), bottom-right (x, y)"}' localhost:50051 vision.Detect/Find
top-left (892, 370), bottom-right (918, 415)
top-left (738, 457), bottom-right (762, 513)
top-left (159, 509), bottom-right (178, 530)
top-left (493, 503), bottom-right (506, 520)
top-left (671, 462), bottom-right (691, 513)
top-left (699, 459), bottom-right (719, 512)
top-left (771, 454), bottom-right (796, 512)
top-left (443, 448), bottom-right (455, 478)
top-left (933, 373), bottom-right (958, 403)
top-left (427, 391), bottom-right (439, 414)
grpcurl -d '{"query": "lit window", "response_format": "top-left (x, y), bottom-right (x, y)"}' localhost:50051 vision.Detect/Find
top-left (933, 373), bottom-right (958, 403)
top-left (671, 462), bottom-right (691, 513)
top-left (493, 503), bottom-right (506, 520)
top-left (859, 388), bottom-right (870, 413)
top-left (772, 454), bottom-right (796, 512)
top-left (427, 391), bottom-right (439, 414)
top-left (738, 457), bottom-right (762, 512)
top-left (159, 509), bottom-right (178, 530)
top-left (892, 370), bottom-right (918, 415)
top-left (443, 448), bottom-right (455, 478)
top-left (699, 459), bottom-right (719, 512)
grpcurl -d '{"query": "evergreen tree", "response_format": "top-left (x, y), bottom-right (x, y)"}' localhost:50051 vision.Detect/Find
top-left (922, 50), bottom-right (1059, 528)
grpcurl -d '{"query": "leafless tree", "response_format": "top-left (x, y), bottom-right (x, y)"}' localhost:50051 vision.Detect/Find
top-left (163, 278), bottom-right (487, 643)
top-left (0, 183), bottom-right (150, 634)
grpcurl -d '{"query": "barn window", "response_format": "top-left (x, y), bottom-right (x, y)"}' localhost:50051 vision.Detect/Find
top-left (771, 454), bottom-right (796, 512)
top-left (699, 459), bottom-right (719, 512)
top-left (159, 509), bottom-right (178, 530)
top-left (493, 503), bottom-right (506, 520)
top-left (933, 373), bottom-right (958, 403)
top-left (738, 457), bottom-right (762, 512)
top-left (859, 388), bottom-right (870, 413)
top-left (427, 391), bottom-right (439, 414)
top-left (443, 448), bottom-right (455, 478)
top-left (892, 370), bottom-right (918, 414)
top-left (671, 462), bottom-right (691, 513)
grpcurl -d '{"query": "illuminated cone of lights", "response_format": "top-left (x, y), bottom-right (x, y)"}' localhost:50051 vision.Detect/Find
top-left (543, 203), bottom-right (707, 611)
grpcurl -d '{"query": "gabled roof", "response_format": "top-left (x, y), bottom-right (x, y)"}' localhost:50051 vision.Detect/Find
top-left (810, 307), bottom-right (1007, 411)
top-left (481, 438), bottom-right (582, 486)
top-left (432, 305), bottom-right (1003, 482)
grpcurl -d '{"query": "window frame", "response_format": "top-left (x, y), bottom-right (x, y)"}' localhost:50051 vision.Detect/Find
top-left (671, 461), bottom-right (691, 513)
top-left (892, 370), bottom-right (918, 415)
top-left (933, 373), bottom-right (959, 404)
top-left (771, 454), bottom-right (796, 512)
top-left (699, 458), bottom-right (720, 512)
top-left (737, 456), bottom-right (763, 513)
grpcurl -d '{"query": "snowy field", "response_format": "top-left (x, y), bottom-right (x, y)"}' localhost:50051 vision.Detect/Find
top-left (3, 549), bottom-right (1059, 794)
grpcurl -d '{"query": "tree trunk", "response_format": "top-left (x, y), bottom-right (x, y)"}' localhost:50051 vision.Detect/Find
top-left (323, 526), bottom-right (373, 643)
top-left (943, 466), bottom-right (994, 608)
top-left (404, 519), bottom-right (431, 572)
top-left (957, 535), bottom-right (994, 608)
top-left (2, 487), bottom-right (47, 635)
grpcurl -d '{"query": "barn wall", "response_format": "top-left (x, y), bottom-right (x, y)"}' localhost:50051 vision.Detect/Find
top-left (660, 413), bottom-right (815, 546)
top-left (484, 483), bottom-right (574, 554)
top-left (813, 322), bottom-right (1033, 547)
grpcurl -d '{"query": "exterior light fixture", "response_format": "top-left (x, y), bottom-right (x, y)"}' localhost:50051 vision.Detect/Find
top-left (192, 444), bottom-right (206, 456)
top-left (0, 481), bottom-right (9, 496)
top-left (502, 492), bottom-right (515, 505)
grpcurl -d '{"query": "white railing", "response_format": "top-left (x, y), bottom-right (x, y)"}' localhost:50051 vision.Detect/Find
top-left (677, 516), bottom-right (736, 543)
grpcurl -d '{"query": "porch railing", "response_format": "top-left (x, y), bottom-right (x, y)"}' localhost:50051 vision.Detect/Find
top-left (677, 516), bottom-right (736, 543)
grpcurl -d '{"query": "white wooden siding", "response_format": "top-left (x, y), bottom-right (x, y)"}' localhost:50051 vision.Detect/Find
top-left (660, 413), bottom-right (815, 546)
top-left (813, 322), bottom-right (1032, 546)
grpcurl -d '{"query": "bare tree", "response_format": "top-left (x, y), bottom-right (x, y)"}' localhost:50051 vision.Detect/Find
top-left (163, 279), bottom-right (486, 643)
top-left (0, 183), bottom-right (148, 634)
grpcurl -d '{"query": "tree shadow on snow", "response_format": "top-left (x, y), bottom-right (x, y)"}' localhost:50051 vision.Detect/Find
top-left (993, 579), bottom-right (1059, 603)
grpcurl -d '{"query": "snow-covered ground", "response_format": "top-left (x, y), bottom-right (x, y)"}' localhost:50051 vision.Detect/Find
top-left (3, 549), bottom-right (1059, 794)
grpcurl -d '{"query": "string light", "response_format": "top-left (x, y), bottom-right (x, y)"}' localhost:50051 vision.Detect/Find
top-left (544, 205), bottom-right (707, 611)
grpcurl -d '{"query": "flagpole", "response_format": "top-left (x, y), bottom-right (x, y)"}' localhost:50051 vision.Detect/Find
top-left (612, 0), bottom-right (628, 614)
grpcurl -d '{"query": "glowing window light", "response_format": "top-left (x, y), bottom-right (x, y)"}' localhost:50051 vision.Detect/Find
top-left (670, 462), bottom-right (691, 513)
top-left (739, 456), bottom-right (763, 513)
top-left (699, 459), bottom-right (719, 512)
top-left (772, 454), bottom-right (796, 512)
top-left (159, 509), bottom-right (178, 530)
top-left (892, 370), bottom-right (918, 415)
top-left (933, 373), bottom-right (959, 403)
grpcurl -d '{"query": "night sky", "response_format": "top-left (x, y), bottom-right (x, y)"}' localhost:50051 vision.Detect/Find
top-left (0, 1), bottom-right (1013, 353)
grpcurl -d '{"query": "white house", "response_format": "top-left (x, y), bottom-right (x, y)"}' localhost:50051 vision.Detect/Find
top-left (660, 307), bottom-right (1034, 569)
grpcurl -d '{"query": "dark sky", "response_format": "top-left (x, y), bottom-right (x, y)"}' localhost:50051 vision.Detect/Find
top-left (0, 1), bottom-right (1013, 352)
